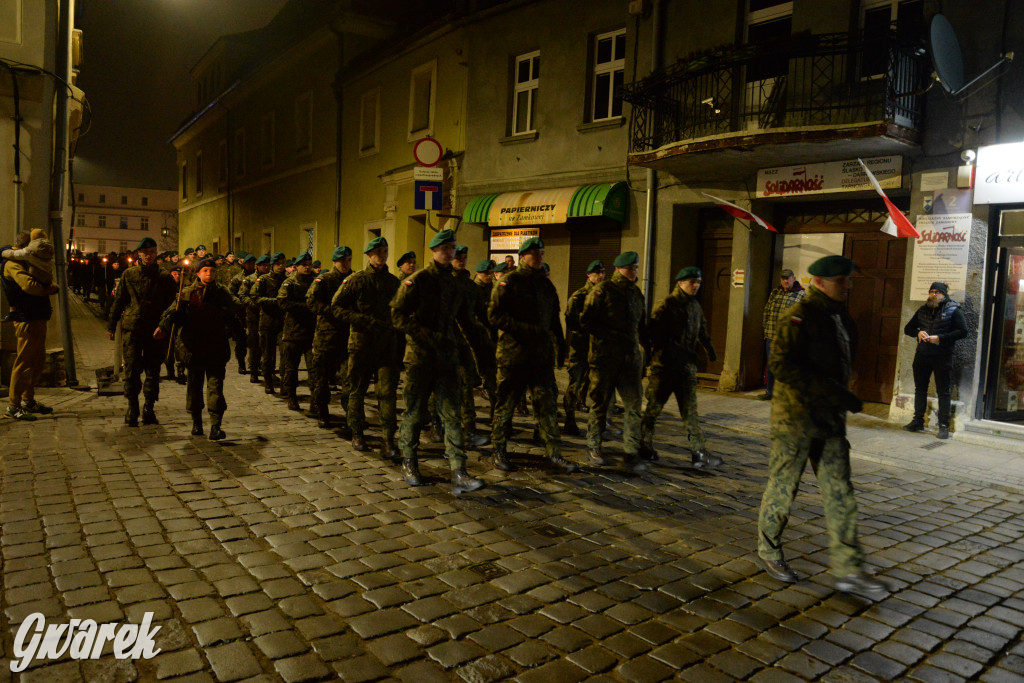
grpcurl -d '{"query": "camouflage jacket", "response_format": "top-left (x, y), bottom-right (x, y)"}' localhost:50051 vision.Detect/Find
top-left (252, 270), bottom-right (287, 330)
top-left (648, 288), bottom-right (716, 371)
top-left (580, 270), bottom-right (647, 368)
top-left (238, 271), bottom-right (262, 326)
top-left (453, 267), bottom-right (495, 363)
top-left (108, 263), bottom-right (177, 338)
top-left (565, 280), bottom-right (595, 359)
top-left (158, 281), bottom-right (239, 366)
top-left (277, 271), bottom-right (316, 343)
top-left (769, 285), bottom-right (858, 439)
top-left (307, 266), bottom-right (351, 346)
top-left (331, 263), bottom-right (400, 356)
top-left (488, 263), bottom-right (564, 368)
top-left (392, 259), bottom-right (483, 367)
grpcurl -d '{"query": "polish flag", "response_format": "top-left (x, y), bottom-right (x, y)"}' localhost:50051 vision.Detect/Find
top-left (857, 158), bottom-right (920, 239)
top-left (701, 193), bottom-right (778, 233)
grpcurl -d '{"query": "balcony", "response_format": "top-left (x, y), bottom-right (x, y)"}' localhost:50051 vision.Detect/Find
top-left (620, 32), bottom-right (931, 181)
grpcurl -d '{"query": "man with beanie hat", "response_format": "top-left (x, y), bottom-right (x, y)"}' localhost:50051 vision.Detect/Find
top-left (902, 281), bottom-right (968, 439)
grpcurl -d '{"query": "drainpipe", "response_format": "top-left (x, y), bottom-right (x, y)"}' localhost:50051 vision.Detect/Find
top-left (641, 0), bottom-right (663, 306)
top-left (49, 0), bottom-right (77, 386)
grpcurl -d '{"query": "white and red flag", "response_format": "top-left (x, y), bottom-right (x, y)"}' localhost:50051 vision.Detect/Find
top-left (701, 193), bottom-right (778, 233)
top-left (857, 158), bottom-right (920, 239)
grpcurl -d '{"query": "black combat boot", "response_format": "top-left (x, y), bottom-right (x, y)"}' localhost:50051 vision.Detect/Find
top-left (692, 449), bottom-right (723, 469)
top-left (491, 447), bottom-right (517, 472)
top-left (237, 361), bottom-right (247, 375)
top-left (638, 445), bottom-right (659, 462)
top-left (316, 406), bottom-right (331, 429)
top-left (623, 452), bottom-right (649, 472)
top-left (141, 401), bottom-right (158, 425)
top-left (285, 392), bottom-right (301, 411)
top-left (587, 446), bottom-right (607, 466)
top-left (125, 397), bottom-right (140, 427)
top-left (351, 431), bottom-right (368, 452)
top-left (451, 468), bottom-right (485, 495)
top-left (402, 457), bottom-right (424, 486)
top-left (209, 414), bottom-right (226, 441)
top-left (381, 433), bottom-right (400, 463)
top-left (464, 427), bottom-right (490, 448)
top-left (190, 414), bottom-right (204, 436)
top-left (249, 371), bottom-right (260, 384)
top-left (264, 377), bottom-right (275, 395)
top-left (562, 416), bottom-right (580, 437)
top-left (549, 454), bottom-right (580, 474)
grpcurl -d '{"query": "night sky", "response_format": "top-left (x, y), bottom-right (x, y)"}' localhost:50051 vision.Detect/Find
top-left (74, 0), bottom-right (287, 191)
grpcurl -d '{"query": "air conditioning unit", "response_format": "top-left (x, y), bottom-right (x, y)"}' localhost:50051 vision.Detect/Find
top-left (628, 0), bottom-right (648, 17)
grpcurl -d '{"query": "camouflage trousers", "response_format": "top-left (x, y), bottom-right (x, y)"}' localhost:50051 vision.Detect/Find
top-left (563, 356), bottom-right (589, 424)
top-left (123, 334), bottom-right (168, 403)
top-left (260, 326), bottom-right (282, 386)
top-left (398, 361), bottom-right (465, 470)
top-left (587, 361), bottom-right (642, 454)
top-left (279, 339), bottom-right (313, 398)
top-left (186, 360), bottom-right (227, 423)
top-left (757, 435), bottom-right (864, 576)
top-left (310, 342), bottom-right (348, 414)
top-left (641, 363), bottom-right (705, 452)
top-left (246, 319), bottom-right (260, 375)
top-left (347, 350), bottom-right (398, 435)
top-left (492, 364), bottom-right (561, 459)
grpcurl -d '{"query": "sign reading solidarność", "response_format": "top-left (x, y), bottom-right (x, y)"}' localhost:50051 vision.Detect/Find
top-left (756, 156), bottom-right (902, 198)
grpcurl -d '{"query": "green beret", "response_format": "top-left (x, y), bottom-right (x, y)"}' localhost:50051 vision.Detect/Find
top-left (455, 244), bottom-right (469, 256)
top-left (196, 258), bottom-right (217, 271)
top-left (613, 251), bottom-right (639, 268)
top-left (586, 260), bottom-right (604, 274)
top-left (285, 258), bottom-right (294, 267)
top-left (429, 229), bottom-right (457, 248)
top-left (518, 236), bottom-right (544, 255)
top-left (493, 261), bottom-right (508, 273)
top-left (397, 251), bottom-right (416, 266)
top-left (675, 266), bottom-right (702, 281)
top-left (475, 259), bottom-right (494, 273)
top-left (184, 248), bottom-right (195, 255)
top-left (242, 254), bottom-right (256, 264)
top-left (808, 255), bottom-right (856, 277)
top-left (195, 244), bottom-right (207, 251)
top-left (135, 237), bottom-right (157, 251)
top-left (225, 251), bottom-right (234, 257)
top-left (236, 251), bottom-right (247, 258)
top-left (331, 246), bottom-right (352, 261)
top-left (271, 251), bottom-right (285, 263)
top-left (364, 236), bottom-right (388, 254)
top-left (255, 254), bottom-right (271, 265)
top-left (293, 251), bottom-right (312, 264)
top-left (312, 260), bottom-right (321, 268)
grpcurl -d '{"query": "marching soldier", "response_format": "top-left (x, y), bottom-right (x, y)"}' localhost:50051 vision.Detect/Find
top-left (392, 229), bottom-right (488, 494)
top-left (452, 245), bottom-right (495, 446)
top-left (307, 246), bottom-right (353, 429)
top-left (277, 251), bottom-right (317, 411)
top-left (756, 255), bottom-right (886, 597)
top-left (252, 252), bottom-right (287, 394)
top-left (331, 237), bottom-right (401, 457)
top-left (489, 237), bottom-right (578, 474)
top-left (563, 259), bottom-right (604, 435)
top-left (107, 237), bottom-right (177, 426)
top-left (228, 254), bottom-right (256, 375)
top-left (579, 251), bottom-right (648, 471)
top-left (241, 254), bottom-right (270, 383)
top-left (640, 266), bottom-right (721, 467)
top-left (397, 251), bottom-right (417, 277)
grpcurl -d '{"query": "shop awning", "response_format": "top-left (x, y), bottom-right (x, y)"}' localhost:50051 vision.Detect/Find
top-left (463, 182), bottom-right (628, 227)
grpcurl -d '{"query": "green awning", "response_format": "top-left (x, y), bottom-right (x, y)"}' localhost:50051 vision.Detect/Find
top-left (462, 182), bottom-right (628, 226)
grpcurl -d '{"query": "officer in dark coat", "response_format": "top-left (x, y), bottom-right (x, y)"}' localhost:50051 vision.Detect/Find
top-left (331, 237), bottom-right (401, 456)
top-left (563, 259), bottom-right (604, 435)
top-left (277, 251), bottom-right (317, 411)
top-left (108, 237), bottom-right (177, 426)
top-left (756, 255), bottom-right (887, 597)
top-left (307, 246), bottom-right (353, 429)
top-left (489, 237), bottom-right (578, 474)
top-left (640, 266), bottom-right (721, 468)
top-left (252, 252), bottom-right (287, 394)
top-left (392, 229), bottom-right (488, 494)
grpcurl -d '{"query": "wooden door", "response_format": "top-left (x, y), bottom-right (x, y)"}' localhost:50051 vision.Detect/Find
top-left (698, 224), bottom-right (732, 376)
top-left (845, 233), bottom-right (907, 403)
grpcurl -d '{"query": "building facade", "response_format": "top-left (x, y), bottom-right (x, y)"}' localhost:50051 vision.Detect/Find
top-left (68, 184), bottom-right (177, 255)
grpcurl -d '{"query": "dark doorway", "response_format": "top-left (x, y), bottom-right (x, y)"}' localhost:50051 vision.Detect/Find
top-left (697, 209), bottom-right (733, 377)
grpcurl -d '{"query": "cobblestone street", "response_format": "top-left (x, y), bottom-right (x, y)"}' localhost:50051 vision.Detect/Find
top-left (3, 297), bottom-right (1024, 682)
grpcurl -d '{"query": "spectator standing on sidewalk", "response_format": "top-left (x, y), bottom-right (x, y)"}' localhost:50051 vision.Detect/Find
top-left (902, 281), bottom-right (968, 439)
top-left (760, 268), bottom-right (805, 400)
top-left (756, 254), bottom-right (887, 597)
top-left (1, 229), bottom-right (59, 420)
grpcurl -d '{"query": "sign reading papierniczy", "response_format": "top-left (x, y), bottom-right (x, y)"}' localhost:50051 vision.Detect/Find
top-left (487, 187), bottom-right (578, 226)
top-left (756, 156), bottom-right (902, 198)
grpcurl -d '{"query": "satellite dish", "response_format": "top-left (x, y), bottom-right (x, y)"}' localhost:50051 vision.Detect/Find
top-left (929, 14), bottom-right (1013, 97)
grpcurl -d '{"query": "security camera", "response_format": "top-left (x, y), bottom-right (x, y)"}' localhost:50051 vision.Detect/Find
top-left (960, 149), bottom-right (976, 164)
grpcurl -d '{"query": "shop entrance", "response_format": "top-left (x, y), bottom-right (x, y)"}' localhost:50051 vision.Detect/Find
top-left (981, 209), bottom-right (1024, 423)
top-left (697, 209), bottom-right (732, 377)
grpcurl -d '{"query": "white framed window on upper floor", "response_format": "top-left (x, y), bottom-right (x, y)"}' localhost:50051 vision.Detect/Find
top-left (294, 90), bottom-right (313, 155)
top-left (98, 215), bottom-right (107, 228)
top-left (512, 51), bottom-right (540, 135)
top-left (180, 162), bottom-right (188, 201)
top-left (591, 30), bottom-right (625, 121)
top-left (218, 139), bottom-right (228, 185)
top-left (76, 215), bottom-right (85, 227)
top-left (408, 59), bottom-right (436, 140)
top-left (743, 0), bottom-right (793, 129)
top-left (140, 217), bottom-right (149, 231)
top-left (260, 112), bottom-right (275, 168)
top-left (235, 128), bottom-right (246, 178)
top-left (195, 151), bottom-right (204, 196)
top-left (360, 88), bottom-right (381, 157)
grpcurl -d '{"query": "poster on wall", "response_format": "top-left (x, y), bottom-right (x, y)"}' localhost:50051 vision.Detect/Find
top-left (781, 233), bottom-right (846, 287)
top-left (756, 156), bottom-right (902, 198)
top-left (489, 227), bottom-right (539, 264)
top-left (908, 213), bottom-right (972, 300)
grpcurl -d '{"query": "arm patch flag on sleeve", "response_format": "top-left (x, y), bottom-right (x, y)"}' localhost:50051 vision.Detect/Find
top-left (857, 158), bottom-right (920, 239)
top-left (701, 193), bottom-right (778, 233)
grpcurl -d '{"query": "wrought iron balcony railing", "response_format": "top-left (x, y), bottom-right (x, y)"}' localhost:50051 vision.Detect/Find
top-left (620, 32), bottom-right (931, 154)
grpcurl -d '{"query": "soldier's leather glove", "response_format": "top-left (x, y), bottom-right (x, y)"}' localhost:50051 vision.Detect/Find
top-left (707, 348), bottom-right (718, 363)
top-left (841, 389), bottom-right (863, 414)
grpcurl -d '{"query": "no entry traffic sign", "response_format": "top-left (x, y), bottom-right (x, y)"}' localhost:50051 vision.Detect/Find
top-left (413, 137), bottom-right (444, 167)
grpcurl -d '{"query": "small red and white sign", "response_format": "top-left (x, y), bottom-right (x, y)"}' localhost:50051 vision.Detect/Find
top-left (413, 137), bottom-right (444, 167)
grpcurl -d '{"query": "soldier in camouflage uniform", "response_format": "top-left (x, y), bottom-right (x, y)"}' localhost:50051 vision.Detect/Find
top-left (392, 229), bottom-right (488, 494)
top-left (108, 237), bottom-right (177, 426)
top-left (452, 245), bottom-right (495, 447)
top-left (755, 255), bottom-right (886, 597)
top-left (277, 252), bottom-right (317, 411)
top-left (307, 246), bottom-right (353, 429)
top-left (640, 266), bottom-right (721, 467)
top-left (227, 254), bottom-right (255, 375)
top-left (489, 237), bottom-right (579, 474)
top-left (240, 255), bottom-right (270, 383)
top-left (473, 260), bottom-right (495, 331)
top-left (563, 259), bottom-right (604, 435)
top-left (331, 237), bottom-right (401, 457)
top-left (252, 252), bottom-right (287, 394)
top-left (579, 251), bottom-right (648, 471)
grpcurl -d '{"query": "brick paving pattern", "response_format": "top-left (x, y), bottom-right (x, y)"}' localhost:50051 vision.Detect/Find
top-left (2, 295), bottom-right (1024, 682)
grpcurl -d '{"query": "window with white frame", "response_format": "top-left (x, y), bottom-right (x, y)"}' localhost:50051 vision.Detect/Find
top-left (861, 0), bottom-right (924, 76)
top-left (195, 151), bottom-right (203, 196)
top-left (360, 88), bottom-right (381, 155)
top-left (512, 51), bottom-right (539, 135)
top-left (140, 217), bottom-right (149, 231)
top-left (260, 112), bottom-right (275, 168)
top-left (743, 0), bottom-right (792, 129)
top-left (119, 217), bottom-right (128, 229)
top-left (98, 215), bottom-right (107, 227)
top-left (98, 239), bottom-right (106, 252)
top-left (294, 91), bottom-right (313, 155)
top-left (235, 129), bottom-right (246, 178)
top-left (408, 60), bottom-right (436, 138)
top-left (76, 214), bottom-right (85, 227)
top-left (592, 31), bottom-right (625, 121)
top-left (119, 241), bottom-right (128, 253)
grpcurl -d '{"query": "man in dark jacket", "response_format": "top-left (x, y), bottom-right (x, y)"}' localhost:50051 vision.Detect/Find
top-left (902, 281), bottom-right (968, 439)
